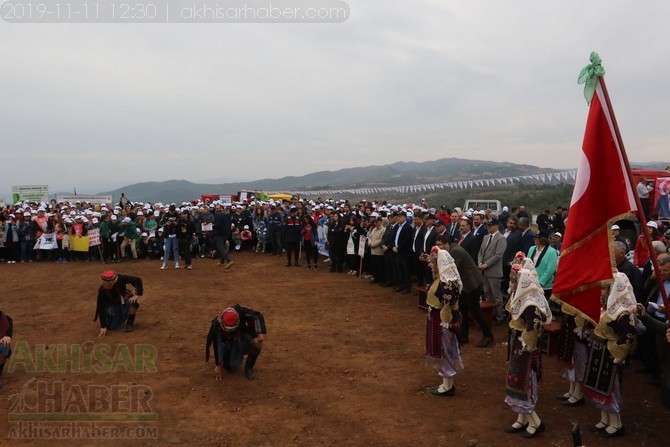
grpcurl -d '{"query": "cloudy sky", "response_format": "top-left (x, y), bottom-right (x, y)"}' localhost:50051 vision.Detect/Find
top-left (1, 0), bottom-right (669, 199)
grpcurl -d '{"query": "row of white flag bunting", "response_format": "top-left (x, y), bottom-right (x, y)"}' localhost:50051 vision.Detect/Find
top-left (287, 170), bottom-right (577, 197)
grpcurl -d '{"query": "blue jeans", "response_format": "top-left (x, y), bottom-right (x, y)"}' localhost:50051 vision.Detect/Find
top-left (106, 301), bottom-right (132, 331)
top-left (215, 235), bottom-right (231, 263)
top-left (20, 240), bottom-right (34, 262)
top-left (163, 236), bottom-right (179, 265)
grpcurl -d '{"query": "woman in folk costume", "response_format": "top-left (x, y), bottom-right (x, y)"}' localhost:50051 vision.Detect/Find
top-left (425, 244), bottom-right (463, 397)
top-left (581, 271), bottom-right (637, 438)
top-left (554, 305), bottom-right (591, 407)
top-left (504, 256), bottom-right (552, 439)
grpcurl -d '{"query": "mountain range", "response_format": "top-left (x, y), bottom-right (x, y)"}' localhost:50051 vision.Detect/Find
top-left (53, 158), bottom-right (668, 205)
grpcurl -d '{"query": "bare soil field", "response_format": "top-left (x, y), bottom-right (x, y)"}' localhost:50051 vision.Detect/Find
top-left (0, 252), bottom-right (668, 446)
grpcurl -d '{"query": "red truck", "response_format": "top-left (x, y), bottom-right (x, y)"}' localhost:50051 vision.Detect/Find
top-left (614, 168), bottom-right (670, 249)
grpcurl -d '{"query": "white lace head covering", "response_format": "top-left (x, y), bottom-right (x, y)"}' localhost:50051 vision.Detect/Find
top-left (605, 271), bottom-right (637, 320)
top-left (436, 249), bottom-right (462, 292)
top-left (509, 268), bottom-right (552, 322)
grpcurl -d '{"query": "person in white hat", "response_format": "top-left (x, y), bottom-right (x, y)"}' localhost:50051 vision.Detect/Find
top-left (633, 221), bottom-right (662, 268)
top-left (240, 224), bottom-right (253, 252)
top-left (2, 214), bottom-right (20, 263)
top-left (120, 216), bottom-right (140, 261)
top-left (17, 211), bottom-right (41, 262)
top-left (610, 224), bottom-right (630, 252)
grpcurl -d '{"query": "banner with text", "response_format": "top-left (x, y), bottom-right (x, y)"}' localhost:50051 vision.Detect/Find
top-left (57, 195), bottom-right (113, 205)
top-left (12, 185), bottom-right (49, 204)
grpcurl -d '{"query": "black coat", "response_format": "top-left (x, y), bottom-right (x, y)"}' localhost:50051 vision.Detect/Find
top-left (459, 232), bottom-right (479, 263)
top-left (213, 212), bottom-right (233, 238)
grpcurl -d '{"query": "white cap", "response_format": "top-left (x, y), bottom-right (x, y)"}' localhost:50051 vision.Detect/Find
top-left (244, 225), bottom-right (249, 229)
top-left (141, 232), bottom-right (148, 237)
top-left (92, 218), bottom-right (99, 224)
top-left (123, 217), bottom-right (131, 223)
top-left (647, 221), bottom-right (658, 229)
top-left (502, 206), bottom-right (509, 212)
top-left (553, 232), bottom-right (562, 238)
top-left (611, 224), bottom-right (620, 230)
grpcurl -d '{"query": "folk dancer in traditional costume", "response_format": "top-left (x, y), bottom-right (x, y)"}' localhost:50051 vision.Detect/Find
top-left (555, 305), bottom-right (591, 407)
top-left (582, 272), bottom-right (637, 438)
top-left (206, 305), bottom-right (266, 380)
top-left (504, 256), bottom-right (552, 438)
top-left (425, 242), bottom-right (463, 396)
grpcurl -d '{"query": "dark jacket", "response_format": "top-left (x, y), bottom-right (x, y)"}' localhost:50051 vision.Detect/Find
top-left (503, 229), bottom-right (523, 266)
top-left (94, 274), bottom-right (143, 329)
top-left (459, 232), bottom-right (479, 263)
top-left (160, 211), bottom-right (180, 237)
top-left (393, 222), bottom-right (414, 255)
top-left (0, 311), bottom-right (13, 339)
top-left (213, 211), bottom-right (233, 238)
top-left (449, 244), bottom-right (484, 294)
top-left (282, 216), bottom-right (302, 243)
top-left (205, 304), bottom-right (267, 365)
top-left (520, 229), bottom-right (535, 255)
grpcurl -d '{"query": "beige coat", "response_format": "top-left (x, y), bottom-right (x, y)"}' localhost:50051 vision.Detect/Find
top-left (368, 225), bottom-right (386, 256)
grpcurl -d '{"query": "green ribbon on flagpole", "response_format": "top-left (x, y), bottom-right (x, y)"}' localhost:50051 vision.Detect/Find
top-left (578, 52), bottom-right (605, 104)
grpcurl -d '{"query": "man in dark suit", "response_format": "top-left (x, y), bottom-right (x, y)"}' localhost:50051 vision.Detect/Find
top-left (518, 217), bottom-right (535, 255)
top-left (502, 216), bottom-right (522, 298)
top-left (380, 213), bottom-right (398, 287)
top-left (446, 211), bottom-right (461, 240)
top-left (471, 212), bottom-right (488, 259)
top-left (458, 217), bottom-right (479, 263)
top-left (477, 218), bottom-right (507, 324)
top-left (213, 204), bottom-right (234, 269)
top-left (421, 214), bottom-right (439, 284)
top-left (435, 221), bottom-right (448, 237)
top-left (438, 234), bottom-right (494, 348)
top-left (392, 212), bottom-right (414, 293)
top-left (411, 214), bottom-right (427, 286)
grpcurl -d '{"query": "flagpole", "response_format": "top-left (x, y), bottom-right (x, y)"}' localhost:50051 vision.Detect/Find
top-left (597, 77), bottom-right (670, 314)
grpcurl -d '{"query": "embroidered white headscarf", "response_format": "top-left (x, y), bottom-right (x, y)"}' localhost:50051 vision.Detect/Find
top-left (509, 268), bottom-right (552, 322)
top-left (437, 249), bottom-right (462, 292)
top-left (604, 272), bottom-right (637, 320)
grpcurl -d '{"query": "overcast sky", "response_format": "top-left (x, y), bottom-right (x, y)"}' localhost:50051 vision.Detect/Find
top-left (1, 0), bottom-right (669, 198)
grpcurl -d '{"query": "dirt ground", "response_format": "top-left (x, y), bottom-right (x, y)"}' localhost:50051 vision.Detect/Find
top-left (1, 251), bottom-right (669, 447)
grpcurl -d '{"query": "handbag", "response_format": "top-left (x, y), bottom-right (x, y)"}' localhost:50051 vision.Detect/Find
top-left (62, 234), bottom-right (71, 250)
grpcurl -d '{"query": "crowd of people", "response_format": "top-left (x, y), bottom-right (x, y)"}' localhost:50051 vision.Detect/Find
top-left (1, 193), bottom-right (670, 440)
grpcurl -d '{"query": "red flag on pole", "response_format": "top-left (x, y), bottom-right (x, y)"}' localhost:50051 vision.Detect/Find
top-left (552, 80), bottom-right (637, 323)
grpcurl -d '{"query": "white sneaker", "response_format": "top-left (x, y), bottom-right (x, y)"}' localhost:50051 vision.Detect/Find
top-left (160, 264), bottom-right (167, 270)
top-left (186, 265), bottom-right (192, 270)
top-left (175, 264), bottom-right (180, 269)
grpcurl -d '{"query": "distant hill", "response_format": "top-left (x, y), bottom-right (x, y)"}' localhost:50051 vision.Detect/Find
top-left (54, 158), bottom-right (666, 213)
top-left (89, 158), bottom-right (562, 204)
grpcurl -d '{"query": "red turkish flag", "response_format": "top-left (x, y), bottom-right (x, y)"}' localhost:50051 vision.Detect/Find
top-left (552, 80), bottom-right (637, 323)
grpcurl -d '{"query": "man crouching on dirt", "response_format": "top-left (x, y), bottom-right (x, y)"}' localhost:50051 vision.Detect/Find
top-left (94, 270), bottom-right (142, 336)
top-left (206, 305), bottom-right (266, 380)
top-left (0, 309), bottom-right (13, 388)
